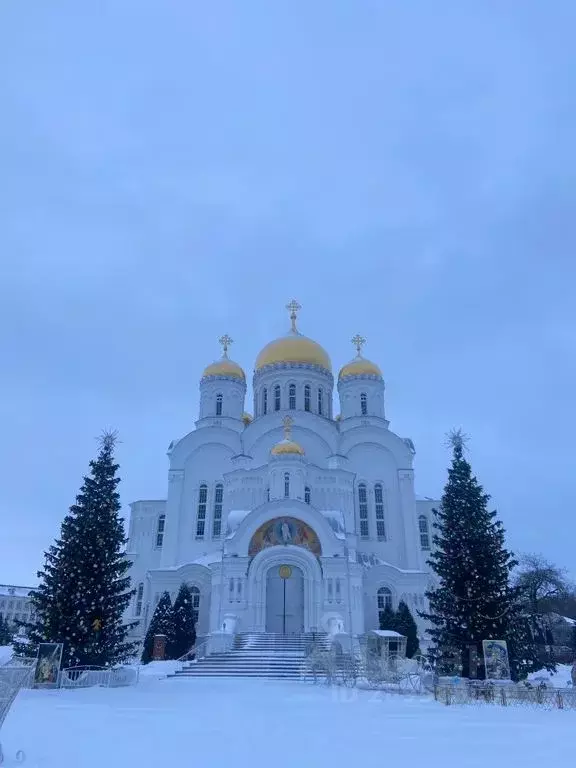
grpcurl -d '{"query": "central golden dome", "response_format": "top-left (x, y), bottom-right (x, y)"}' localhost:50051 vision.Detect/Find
top-left (256, 333), bottom-right (331, 371)
top-left (255, 300), bottom-right (331, 372)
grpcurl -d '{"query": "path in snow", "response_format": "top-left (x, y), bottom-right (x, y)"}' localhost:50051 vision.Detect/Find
top-left (3, 677), bottom-right (574, 767)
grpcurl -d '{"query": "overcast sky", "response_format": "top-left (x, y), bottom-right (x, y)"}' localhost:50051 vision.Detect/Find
top-left (1, 1), bottom-right (575, 585)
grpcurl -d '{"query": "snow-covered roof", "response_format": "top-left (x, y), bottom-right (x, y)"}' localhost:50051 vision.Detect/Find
top-left (192, 553), bottom-right (222, 568)
top-left (320, 510), bottom-right (346, 538)
top-left (226, 509), bottom-right (251, 537)
top-left (369, 630), bottom-right (404, 638)
top-left (0, 585), bottom-right (34, 598)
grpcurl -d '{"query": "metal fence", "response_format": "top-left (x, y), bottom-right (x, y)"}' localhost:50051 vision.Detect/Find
top-left (59, 665), bottom-right (139, 689)
top-left (434, 681), bottom-right (576, 710)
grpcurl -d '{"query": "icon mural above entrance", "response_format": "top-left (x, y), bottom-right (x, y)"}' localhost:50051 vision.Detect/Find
top-left (249, 517), bottom-right (322, 557)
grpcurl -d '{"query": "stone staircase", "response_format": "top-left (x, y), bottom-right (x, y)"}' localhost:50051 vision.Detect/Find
top-left (171, 632), bottom-right (330, 680)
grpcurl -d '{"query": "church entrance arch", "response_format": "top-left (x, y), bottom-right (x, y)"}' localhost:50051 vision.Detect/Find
top-left (265, 565), bottom-right (304, 634)
top-left (248, 517), bottom-right (321, 558)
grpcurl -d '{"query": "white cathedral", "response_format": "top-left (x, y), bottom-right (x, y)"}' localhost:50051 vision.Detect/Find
top-left (125, 302), bottom-right (436, 645)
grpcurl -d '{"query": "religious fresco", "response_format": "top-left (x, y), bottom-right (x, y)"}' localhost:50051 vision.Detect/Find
top-left (249, 517), bottom-right (322, 558)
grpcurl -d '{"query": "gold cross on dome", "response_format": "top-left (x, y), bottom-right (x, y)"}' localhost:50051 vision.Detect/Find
top-left (351, 334), bottom-right (366, 355)
top-left (282, 415), bottom-right (294, 440)
top-left (286, 299), bottom-right (302, 332)
top-left (219, 334), bottom-right (233, 357)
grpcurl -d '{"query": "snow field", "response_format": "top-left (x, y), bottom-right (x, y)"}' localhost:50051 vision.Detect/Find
top-left (2, 674), bottom-right (575, 768)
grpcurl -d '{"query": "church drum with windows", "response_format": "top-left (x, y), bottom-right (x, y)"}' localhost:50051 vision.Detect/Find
top-left (125, 303), bottom-right (436, 646)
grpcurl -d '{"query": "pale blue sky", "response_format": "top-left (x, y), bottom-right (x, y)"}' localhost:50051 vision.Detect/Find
top-left (1, 1), bottom-right (575, 585)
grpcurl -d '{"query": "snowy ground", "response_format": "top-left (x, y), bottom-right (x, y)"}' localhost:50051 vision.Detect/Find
top-left (2, 674), bottom-right (575, 768)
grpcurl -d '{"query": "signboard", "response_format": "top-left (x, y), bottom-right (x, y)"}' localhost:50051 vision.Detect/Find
top-left (482, 639), bottom-right (511, 680)
top-left (34, 643), bottom-right (64, 689)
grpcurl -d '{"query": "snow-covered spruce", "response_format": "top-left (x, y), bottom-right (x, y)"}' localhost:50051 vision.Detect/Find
top-left (15, 432), bottom-right (138, 667)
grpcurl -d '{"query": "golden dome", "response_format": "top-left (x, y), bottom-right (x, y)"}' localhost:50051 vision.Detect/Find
top-left (339, 334), bottom-right (382, 380)
top-left (339, 357), bottom-right (382, 380)
top-left (271, 415), bottom-right (305, 456)
top-left (271, 440), bottom-right (305, 456)
top-left (255, 300), bottom-right (331, 372)
top-left (242, 412), bottom-right (253, 425)
top-left (202, 358), bottom-right (246, 380)
top-left (202, 334), bottom-right (246, 381)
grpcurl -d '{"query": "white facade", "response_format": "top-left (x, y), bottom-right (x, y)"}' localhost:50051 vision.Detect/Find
top-left (0, 584), bottom-right (36, 628)
top-left (125, 309), bottom-right (437, 644)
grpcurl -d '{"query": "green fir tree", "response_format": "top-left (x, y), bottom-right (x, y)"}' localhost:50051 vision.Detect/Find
top-left (420, 431), bottom-right (527, 680)
top-left (170, 584), bottom-right (197, 660)
top-left (141, 592), bottom-right (175, 664)
top-left (395, 600), bottom-right (419, 658)
top-left (379, 605), bottom-right (397, 632)
top-left (17, 433), bottom-right (138, 667)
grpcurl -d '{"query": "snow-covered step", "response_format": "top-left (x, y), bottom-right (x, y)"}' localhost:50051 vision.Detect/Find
top-left (169, 631), bottom-right (328, 680)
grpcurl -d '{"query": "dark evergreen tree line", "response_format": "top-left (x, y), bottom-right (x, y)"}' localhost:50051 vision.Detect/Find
top-left (141, 584), bottom-right (197, 664)
top-left (378, 600), bottom-right (419, 658)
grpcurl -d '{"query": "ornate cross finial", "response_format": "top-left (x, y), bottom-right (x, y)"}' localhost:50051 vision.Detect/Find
top-left (286, 299), bottom-right (302, 332)
top-left (218, 334), bottom-right (233, 357)
top-left (282, 415), bottom-right (294, 440)
top-left (351, 334), bottom-right (366, 356)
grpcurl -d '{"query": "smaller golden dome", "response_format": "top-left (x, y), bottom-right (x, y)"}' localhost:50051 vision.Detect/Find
top-left (202, 334), bottom-right (246, 381)
top-left (339, 357), bottom-right (382, 380)
top-left (203, 358), bottom-right (246, 380)
top-left (271, 415), bottom-right (305, 456)
top-left (242, 412), bottom-right (253, 425)
top-left (339, 334), bottom-right (382, 380)
top-left (271, 440), bottom-right (305, 456)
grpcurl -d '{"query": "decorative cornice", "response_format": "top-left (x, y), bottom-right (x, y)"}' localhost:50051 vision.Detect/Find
top-left (338, 372), bottom-right (384, 384)
top-left (253, 361), bottom-right (333, 383)
top-left (201, 374), bottom-right (247, 386)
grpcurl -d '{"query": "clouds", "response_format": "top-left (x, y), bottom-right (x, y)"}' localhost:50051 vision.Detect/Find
top-left (1, 0), bottom-right (575, 581)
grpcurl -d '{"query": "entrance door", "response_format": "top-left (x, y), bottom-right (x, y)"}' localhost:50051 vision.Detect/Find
top-left (265, 565), bottom-right (304, 634)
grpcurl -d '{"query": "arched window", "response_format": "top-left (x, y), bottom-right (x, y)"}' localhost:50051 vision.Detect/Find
top-left (419, 515), bottom-right (430, 550)
top-left (135, 583), bottom-right (144, 617)
top-left (155, 514), bottom-right (166, 548)
top-left (377, 587), bottom-right (392, 626)
top-left (212, 483), bottom-right (224, 538)
top-left (358, 483), bottom-right (369, 538)
top-left (196, 484), bottom-right (208, 538)
top-left (284, 472), bottom-right (290, 498)
top-left (304, 486), bottom-right (311, 505)
top-left (190, 586), bottom-right (200, 625)
top-left (304, 385), bottom-right (311, 412)
top-left (274, 385), bottom-right (281, 411)
top-left (289, 383), bottom-right (296, 410)
top-left (216, 393), bottom-right (223, 416)
top-left (317, 388), bottom-right (323, 415)
top-left (374, 484), bottom-right (386, 540)
top-left (361, 392), bottom-right (368, 416)
top-left (262, 388), bottom-right (268, 415)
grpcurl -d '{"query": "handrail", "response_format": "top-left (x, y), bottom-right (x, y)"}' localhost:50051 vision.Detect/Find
top-left (176, 638), bottom-right (211, 664)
